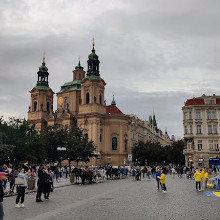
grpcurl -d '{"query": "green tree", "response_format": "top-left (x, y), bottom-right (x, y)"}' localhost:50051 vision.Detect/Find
top-left (66, 127), bottom-right (95, 166)
top-left (0, 117), bottom-right (46, 165)
top-left (42, 126), bottom-right (67, 163)
top-left (165, 140), bottom-right (185, 165)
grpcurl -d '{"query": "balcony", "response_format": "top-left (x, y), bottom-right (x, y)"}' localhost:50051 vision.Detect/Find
top-left (183, 149), bottom-right (193, 154)
top-left (210, 149), bottom-right (220, 152)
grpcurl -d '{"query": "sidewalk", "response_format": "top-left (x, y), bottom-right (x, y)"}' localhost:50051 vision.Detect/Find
top-left (5, 176), bottom-right (73, 197)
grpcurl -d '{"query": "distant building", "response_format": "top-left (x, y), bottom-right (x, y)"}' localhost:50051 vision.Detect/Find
top-left (182, 94), bottom-right (220, 168)
top-left (129, 114), bottom-right (171, 151)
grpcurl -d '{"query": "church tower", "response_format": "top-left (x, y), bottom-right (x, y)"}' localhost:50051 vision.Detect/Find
top-left (28, 55), bottom-right (54, 131)
top-left (79, 40), bottom-right (106, 114)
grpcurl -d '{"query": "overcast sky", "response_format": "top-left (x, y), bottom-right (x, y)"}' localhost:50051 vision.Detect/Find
top-left (1, 0), bottom-right (220, 139)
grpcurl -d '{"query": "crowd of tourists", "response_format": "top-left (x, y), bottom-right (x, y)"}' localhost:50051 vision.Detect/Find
top-left (0, 163), bottom-right (219, 220)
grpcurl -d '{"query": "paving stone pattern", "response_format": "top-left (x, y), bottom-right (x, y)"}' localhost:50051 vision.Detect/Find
top-left (3, 175), bottom-right (220, 220)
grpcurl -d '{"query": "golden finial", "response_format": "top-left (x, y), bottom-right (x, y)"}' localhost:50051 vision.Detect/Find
top-left (92, 37), bottom-right (95, 46)
top-left (43, 52), bottom-right (46, 62)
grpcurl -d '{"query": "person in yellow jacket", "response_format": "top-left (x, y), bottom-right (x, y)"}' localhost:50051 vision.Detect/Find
top-left (194, 169), bottom-right (202, 191)
top-left (200, 168), bottom-right (204, 179)
top-left (160, 170), bottom-right (167, 192)
top-left (203, 169), bottom-right (209, 189)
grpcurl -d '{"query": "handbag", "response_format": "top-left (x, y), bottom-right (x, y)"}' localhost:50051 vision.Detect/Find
top-left (15, 176), bottom-right (25, 185)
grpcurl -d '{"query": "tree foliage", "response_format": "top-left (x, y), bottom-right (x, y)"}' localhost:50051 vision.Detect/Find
top-left (66, 127), bottom-right (95, 164)
top-left (0, 117), bottom-right (45, 165)
top-left (132, 140), bottom-right (185, 166)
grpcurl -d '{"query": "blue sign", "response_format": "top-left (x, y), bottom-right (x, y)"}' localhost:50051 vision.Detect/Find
top-left (209, 158), bottom-right (220, 165)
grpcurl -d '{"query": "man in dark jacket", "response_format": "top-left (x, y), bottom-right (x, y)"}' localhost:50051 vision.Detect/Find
top-left (0, 172), bottom-right (7, 220)
top-left (36, 167), bottom-right (46, 202)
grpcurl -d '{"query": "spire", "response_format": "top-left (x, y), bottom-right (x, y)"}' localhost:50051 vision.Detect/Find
top-left (92, 37), bottom-right (95, 52)
top-left (37, 53), bottom-right (49, 87)
top-left (111, 92), bottom-right (116, 105)
top-left (87, 38), bottom-right (100, 76)
top-left (75, 56), bottom-right (84, 70)
top-left (43, 52), bottom-right (45, 63)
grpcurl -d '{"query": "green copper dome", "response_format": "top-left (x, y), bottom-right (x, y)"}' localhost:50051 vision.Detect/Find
top-left (111, 94), bottom-right (116, 105)
top-left (39, 61), bottom-right (48, 72)
top-left (88, 46), bottom-right (98, 60)
top-left (75, 60), bottom-right (84, 70)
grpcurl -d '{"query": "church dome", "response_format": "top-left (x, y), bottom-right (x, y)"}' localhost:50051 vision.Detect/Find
top-left (39, 62), bottom-right (48, 72)
top-left (88, 50), bottom-right (98, 60)
top-left (75, 60), bottom-right (84, 70)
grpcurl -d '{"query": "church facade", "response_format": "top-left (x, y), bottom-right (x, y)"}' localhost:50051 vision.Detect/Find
top-left (28, 43), bottom-right (171, 166)
top-left (28, 44), bottom-right (130, 166)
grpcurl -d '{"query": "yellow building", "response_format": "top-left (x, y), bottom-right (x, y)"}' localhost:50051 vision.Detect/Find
top-left (28, 44), bottom-right (130, 166)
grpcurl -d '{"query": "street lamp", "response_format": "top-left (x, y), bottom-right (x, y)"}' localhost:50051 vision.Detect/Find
top-left (57, 147), bottom-right (66, 168)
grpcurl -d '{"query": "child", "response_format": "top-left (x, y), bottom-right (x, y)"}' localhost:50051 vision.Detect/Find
top-left (160, 170), bottom-right (167, 192)
top-left (156, 169), bottom-right (162, 190)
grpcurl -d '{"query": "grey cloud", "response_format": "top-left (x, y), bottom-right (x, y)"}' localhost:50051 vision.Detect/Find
top-left (1, 0), bottom-right (220, 139)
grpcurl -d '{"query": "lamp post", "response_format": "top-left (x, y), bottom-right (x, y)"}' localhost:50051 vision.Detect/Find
top-left (57, 147), bottom-right (66, 168)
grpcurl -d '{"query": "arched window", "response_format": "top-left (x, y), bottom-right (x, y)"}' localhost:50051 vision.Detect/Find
top-left (34, 101), bottom-right (37, 111)
top-left (124, 137), bottom-right (128, 151)
top-left (47, 101), bottom-right (50, 112)
top-left (86, 93), bottom-right (90, 104)
top-left (99, 93), bottom-right (102, 104)
top-left (112, 137), bottom-right (117, 150)
top-left (94, 96), bottom-right (96, 103)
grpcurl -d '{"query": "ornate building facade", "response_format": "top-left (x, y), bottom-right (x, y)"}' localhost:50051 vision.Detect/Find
top-left (28, 44), bottom-right (130, 166)
top-left (183, 94), bottom-right (220, 168)
top-left (28, 43), bottom-right (171, 166)
top-left (129, 114), bottom-right (171, 152)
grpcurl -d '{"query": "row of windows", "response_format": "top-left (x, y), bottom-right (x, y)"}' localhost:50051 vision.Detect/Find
top-left (33, 101), bottom-right (50, 112)
top-left (85, 134), bottom-right (128, 151)
top-left (187, 140), bottom-right (219, 151)
top-left (86, 93), bottom-right (102, 104)
top-left (184, 110), bottom-right (217, 120)
top-left (184, 124), bottom-right (218, 134)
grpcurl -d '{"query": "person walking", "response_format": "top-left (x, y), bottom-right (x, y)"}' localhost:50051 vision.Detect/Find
top-left (194, 169), bottom-right (202, 191)
top-left (171, 167), bottom-right (175, 178)
top-left (132, 168), bottom-right (136, 181)
top-left (36, 167), bottom-right (46, 202)
top-left (0, 172), bottom-right (7, 220)
top-left (9, 170), bottom-right (15, 194)
top-left (136, 169), bottom-right (141, 181)
top-left (43, 170), bottom-right (52, 200)
top-left (160, 170), bottom-right (167, 192)
top-left (49, 170), bottom-right (55, 192)
top-left (203, 169), bottom-right (209, 189)
top-left (15, 168), bottom-right (30, 208)
top-left (156, 169), bottom-right (162, 190)
top-left (146, 168), bottom-right (151, 180)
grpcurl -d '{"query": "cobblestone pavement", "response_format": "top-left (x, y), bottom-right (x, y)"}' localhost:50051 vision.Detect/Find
top-left (5, 177), bottom-right (71, 196)
top-left (3, 175), bottom-right (220, 220)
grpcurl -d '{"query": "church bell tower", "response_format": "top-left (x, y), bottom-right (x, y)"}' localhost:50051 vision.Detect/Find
top-left (28, 54), bottom-right (54, 131)
top-left (79, 40), bottom-right (106, 114)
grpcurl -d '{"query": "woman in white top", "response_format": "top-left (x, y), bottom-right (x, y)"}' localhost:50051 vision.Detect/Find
top-left (15, 169), bottom-right (30, 208)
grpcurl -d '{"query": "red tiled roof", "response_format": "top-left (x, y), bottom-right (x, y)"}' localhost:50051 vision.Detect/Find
top-left (106, 105), bottom-right (125, 115)
top-left (185, 98), bottom-right (204, 106)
